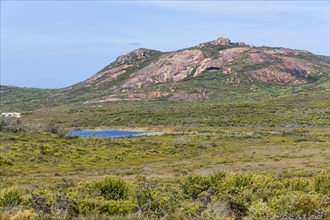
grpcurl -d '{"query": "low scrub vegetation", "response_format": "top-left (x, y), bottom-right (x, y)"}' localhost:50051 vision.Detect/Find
top-left (1, 73), bottom-right (329, 219)
top-left (0, 127), bottom-right (329, 219)
top-left (0, 172), bottom-right (329, 219)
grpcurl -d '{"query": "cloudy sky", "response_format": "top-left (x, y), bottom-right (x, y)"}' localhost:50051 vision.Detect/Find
top-left (1, 1), bottom-right (329, 88)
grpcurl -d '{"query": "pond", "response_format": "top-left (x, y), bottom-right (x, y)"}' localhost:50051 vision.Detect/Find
top-left (69, 129), bottom-right (146, 137)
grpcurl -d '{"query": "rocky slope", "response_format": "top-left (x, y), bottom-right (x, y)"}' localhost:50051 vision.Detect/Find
top-left (58, 37), bottom-right (329, 103)
top-left (2, 37), bottom-right (329, 109)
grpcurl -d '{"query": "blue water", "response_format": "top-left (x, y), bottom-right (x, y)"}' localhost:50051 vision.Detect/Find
top-left (69, 129), bottom-right (146, 137)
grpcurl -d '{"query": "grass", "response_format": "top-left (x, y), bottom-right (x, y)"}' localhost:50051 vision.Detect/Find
top-left (0, 127), bottom-right (329, 219)
top-left (18, 84), bottom-right (329, 129)
top-left (1, 94), bottom-right (329, 219)
top-left (0, 127), bottom-right (328, 188)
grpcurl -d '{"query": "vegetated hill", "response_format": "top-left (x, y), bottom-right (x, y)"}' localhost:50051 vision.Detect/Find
top-left (1, 37), bottom-right (329, 112)
top-left (0, 85), bottom-right (56, 111)
top-left (58, 37), bottom-right (329, 103)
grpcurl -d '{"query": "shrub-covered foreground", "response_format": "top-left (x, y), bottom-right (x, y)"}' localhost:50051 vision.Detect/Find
top-left (1, 172), bottom-right (329, 219)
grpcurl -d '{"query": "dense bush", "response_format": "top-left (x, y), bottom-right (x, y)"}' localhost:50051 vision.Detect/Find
top-left (64, 177), bottom-right (135, 217)
top-left (134, 177), bottom-right (182, 217)
top-left (283, 177), bottom-right (311, 192)
top-left (1, 171), bottom-right (329, 219)
top-left (209, 171), bottom-right (330, 219)
top-left (0, 117), bottom-right (23, 132)
top-left (248, 200), bottom-right (274, 219)
top-left (0, 156), bottom-right (13, 166)
top-left (43, 121), bottom-right (62, 135)
top-left (269, 193), bottom-right (329, 219)
top-left (0, 118), bottom-right (67, 137)
top-left (181, 174), bottom-right (210, 200)
top-left (71, 197), bottom-right (135, 216)
top-left (0, 188), bottom-right (23, 207)
top-left (94, 177), bottom-right (130, 201)
top-left (313, 172), bottom-right (330, 194)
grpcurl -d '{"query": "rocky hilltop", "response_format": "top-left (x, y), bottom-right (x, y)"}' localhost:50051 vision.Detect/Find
top-left (56, 37), bottom-right (330, 102)
top-left (1, 37), bottom-right (329, 111)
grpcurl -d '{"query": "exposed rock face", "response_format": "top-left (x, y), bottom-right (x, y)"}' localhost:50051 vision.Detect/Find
top-left (214, 37), bottom-right (231, 45)
top-left (247, 68), bottom-right (303, 84)
top-left (270, 48), bottom-right (311, 56)
top-left (245, 55), bottom-right (312, 84)
top-left (169, 91), bottom-right (208, 101)
top-left (245, 50), bottom-right (279, 64)
top-left (84, 96), bottom-right (141, 104)
top-left (82, 63), bottom-right (131, 88)
top-left (69, 37), bottom-right (329, 101)
top-left (116, 48), bottom-right (152, 64)
top-left (127, 90), bottom-right (169, 99)
top-left (194, 47), bottom-right (251, 76)
top-left (198, 37), bottom-right (231, 48)
top-left (75, 48), bottom-right (161, 90)
top-left (112, 49), bottom-right (205, 90)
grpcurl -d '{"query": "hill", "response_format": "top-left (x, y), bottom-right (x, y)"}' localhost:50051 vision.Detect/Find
top-left (0, 37), bottom-right (329, 128)
top-left (1, 37), bottom-right (329, 109)
top-left (58, 37), bottom-right (330, 103)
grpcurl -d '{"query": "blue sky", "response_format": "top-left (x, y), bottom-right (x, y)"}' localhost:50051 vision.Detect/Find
top-left (1, 1), bottom-right (329, 88)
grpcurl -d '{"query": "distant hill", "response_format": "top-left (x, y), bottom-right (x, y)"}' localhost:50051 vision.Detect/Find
top-left (1, 37), bottom-right (329, 112)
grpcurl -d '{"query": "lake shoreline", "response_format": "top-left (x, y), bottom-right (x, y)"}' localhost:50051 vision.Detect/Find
top-left (69, 129), bottom-right (149, 137)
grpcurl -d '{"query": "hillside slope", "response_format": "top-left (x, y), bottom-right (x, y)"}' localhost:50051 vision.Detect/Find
top-left (1, 37), bottom-right (329, 112)
top-left (57, 37), bottom-right (329, 103)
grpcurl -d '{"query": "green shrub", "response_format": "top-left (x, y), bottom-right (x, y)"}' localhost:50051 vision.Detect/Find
top-left (224, 189), bottom-right (253, 216)
top-left (227, 172), bottom-right (255, 189)
top-left (151, 189), bottom-right (181, 216)
top-left (99, 200), bottom-right (135, 215)
top-left (270, 193), bottom-right (329, 219)
top-left (210, 170), bottom-right (228, 186)
top-left (67, 181), bottom-right (97, 195)
top-left (66, 177), bottom-right (131, 216)
top-left (135, 178), bottom-right (182, 216)
top-left (0, 156), bottom-right (13, 166)
top-left (181, 174), bottom-right (210, 200)
top-left (283, 177), bottom-right (310, 192)
top-left (248, 174), bottom-right (284, 202)
top-left (71, 196), bottom-right (135, 216)
top-left (0, 117), bottom-right (23, 132)
top-left (214, 172), bottom-right (255, 194)
top-left (73, 197), bottom-right (100, 215)
top-left (179, 201), bottom-right (200, 216)
top-left (313, 172), bottom-right (330, 194)
top-left (212, 172), bottom-right (268, 217)
top-left (135, 178), bottom-right (158, 212)
top-left (248, 200), bottom-right (274, 219)
top-left (94, 177), bottom-right (130, 201)
top-left (0, 188), bottom-right (23, 207)
top-left (44, 122), bottom-right (61, 134)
